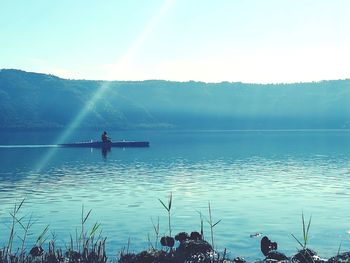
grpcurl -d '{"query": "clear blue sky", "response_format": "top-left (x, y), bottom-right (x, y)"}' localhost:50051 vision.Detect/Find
top-left (1, 0), bottom-right (350, 83)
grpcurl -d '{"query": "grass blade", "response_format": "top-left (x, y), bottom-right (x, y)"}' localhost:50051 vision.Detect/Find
top-left (306, 215), bottom-right (312, 239)
top-left (212, 219), bottom-right (222, 228)
top-left (168, 192), bottom-right (172, 210)
top-left (291, 233), bottom-right (304, 248)
top-left (337, 241), bottom-right (342, 256)
top-left (16, 198), bottom-right (25, 213)
top-left (83, 209), bottom-right (92, 224)
top-left (302, 212), bottom-right (306, 246)
top-left (37, 224), bottom-right (49, 246)
top-left (158, 199), bottom-right (169, 211)
top-left (89, 223), bottom-right (101, 238)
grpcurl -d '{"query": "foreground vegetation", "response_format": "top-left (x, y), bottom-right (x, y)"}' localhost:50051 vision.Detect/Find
top-left (1, 198), bottom-right (349, 263)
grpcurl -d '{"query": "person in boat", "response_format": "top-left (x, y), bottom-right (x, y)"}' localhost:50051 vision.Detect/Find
top-left (101, 131), bottom-right (111, 143)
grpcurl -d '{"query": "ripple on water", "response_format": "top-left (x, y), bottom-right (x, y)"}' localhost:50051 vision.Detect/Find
top-left (1, 137), bottom-right (350, 260)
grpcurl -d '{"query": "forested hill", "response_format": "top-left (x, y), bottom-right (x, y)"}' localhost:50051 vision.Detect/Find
top-left (1, 69), bottom-right (350, 130)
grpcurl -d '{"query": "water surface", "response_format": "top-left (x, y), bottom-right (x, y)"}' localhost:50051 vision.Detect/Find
top-left (0, 130), bottom-right (350, 261)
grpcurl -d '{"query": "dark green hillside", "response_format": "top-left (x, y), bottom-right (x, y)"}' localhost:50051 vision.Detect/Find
top-left (1, 69), bottom-right (350, 130)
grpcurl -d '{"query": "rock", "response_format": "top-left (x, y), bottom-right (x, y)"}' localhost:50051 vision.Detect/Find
top-left (29, 246), bottom-right (44, 257)
top-left (65, 250), bottom-right (81, 261)
top-left (175, 232), bottom-right (189, 242)
top-left (266, 250), bottom-right (289, 261)
top-left (119, 253), bottom-right (137, 263)
top-left (328, 252), bottom-right (350, 263)
top-left (176, 239), bottom-right (212, 255)
top-left (190, 231), bottom-right (202, 240)
top-left (120, 250), bottom-right (168, 263)
top-left (135, 250), bottom-right (167, 263)
top-left (233, 256), bottom-right (247, 263)
top-left (182, 253), bottom-right (212, 263)
top-left (160, 236), bottom-right (175, 248)
top-left (261, 236), bottom-right (278, 256)
top-left (136, 251), bottom-right (156, 263)
top-left (87, 251), bottom-right (101, 263)
top-left (293, 248), bottom-right (325, 263)
top-left (174, 239), bottom-right (212, 262)
top-left (45, 254), bottom-right (59, 263)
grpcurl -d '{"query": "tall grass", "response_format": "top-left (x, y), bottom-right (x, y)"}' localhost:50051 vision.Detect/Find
top-left (0, 201), bottom-right (107, 263)
top-left (36, 224), bottom-right (49, 247)
top-left (291, 211), bottom-right (312, 249)
top-left (64, 205), bottom-right (107, 263)
top-left (6, 198), bottom-right (25, 257)
top-left (206, 202), bottom-right (221, 250)
top-left (196, 210), bottom-right (205, 240)
top-left (151, 217), bottom-right (160, 249)
top-left (18, 214), bottom-right (34, 259)
top-left (158, 192), bottom-right (173, 237)
top-left (337, 241), bottom-right (342, 256)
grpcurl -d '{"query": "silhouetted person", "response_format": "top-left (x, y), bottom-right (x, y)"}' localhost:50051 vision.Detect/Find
top-left (101, 131), bottom-right (111, 142)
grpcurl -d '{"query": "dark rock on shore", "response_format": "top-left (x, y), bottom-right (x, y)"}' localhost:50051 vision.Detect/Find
top-left (175, 232), bottom-right (189, 242)
top-left (258, 260), bottom-right (290, 263)
top-left (175, 239), bottom-right (212, 256)
top-left (30, 246), bottom-right (44, 257)
top-left (119, 250), bottom-right (169, 263)
top-left (328, 252), bottom-right (350, 263)
top-left (119, 231), bottom-right (213, 263)
top-left (260, 236), bottom-right (278, 256)
top-left (189, 231), bottom-right (202, 241)
top-left (174, 235), bottom-right (212, 263)
top-left (65, 250), bottom-right (83, 262)
top-left (292, 248), bottom-right (326, 263)
top-left (160, 236), bottom-right (175, 248)
top-left (233, 257), bottom-right (247, 263)
top-left (266, 250), bottom-right (289, 261)
top-left (172, 231), bottom-right (211, 261)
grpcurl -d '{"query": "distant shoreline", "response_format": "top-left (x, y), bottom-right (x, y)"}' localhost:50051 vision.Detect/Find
top-left (1, 128), bottom-right (350, 132)
top-left (2, 69), bottom-right (350, 131)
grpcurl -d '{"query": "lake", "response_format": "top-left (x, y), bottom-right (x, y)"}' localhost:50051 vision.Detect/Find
top-left (0, 130), bottom-right (350, 261)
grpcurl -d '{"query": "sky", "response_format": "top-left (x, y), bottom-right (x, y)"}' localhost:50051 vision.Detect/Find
top-left (1, 0), bottom-right (350, 83)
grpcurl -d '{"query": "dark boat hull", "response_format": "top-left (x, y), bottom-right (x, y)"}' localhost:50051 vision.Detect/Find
top-left (60, 141), bottom-right (149, 148)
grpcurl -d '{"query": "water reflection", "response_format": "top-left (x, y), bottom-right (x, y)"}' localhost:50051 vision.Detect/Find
top-left (101, 147), bottom-right (111, 159)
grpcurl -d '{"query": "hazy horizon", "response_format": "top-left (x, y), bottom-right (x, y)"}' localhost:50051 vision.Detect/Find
top-left (2, 68), bottom-right (350, 85)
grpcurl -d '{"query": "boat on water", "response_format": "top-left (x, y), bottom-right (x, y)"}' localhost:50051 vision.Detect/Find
top-left (59, 141), bottom-right (149, 148)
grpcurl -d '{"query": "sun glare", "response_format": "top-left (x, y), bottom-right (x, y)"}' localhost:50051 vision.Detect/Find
top-left (105, 0), bottom-right (175, 80)
top-left (34, 0), bottom-right (175, 171)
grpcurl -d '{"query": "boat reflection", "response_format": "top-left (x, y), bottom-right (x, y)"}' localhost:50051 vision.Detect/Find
top-left (101, 147), bottom-right (111, 159)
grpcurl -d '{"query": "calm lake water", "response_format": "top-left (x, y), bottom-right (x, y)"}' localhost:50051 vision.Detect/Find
top-left (0, 130), bottom-right (350, 261)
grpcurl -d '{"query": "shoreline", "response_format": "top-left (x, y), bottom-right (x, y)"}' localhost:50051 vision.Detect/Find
top-left (1, 230), bottom-right (349, 263)
top-left (1, 198), bottom-right (349, 263)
